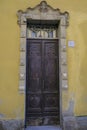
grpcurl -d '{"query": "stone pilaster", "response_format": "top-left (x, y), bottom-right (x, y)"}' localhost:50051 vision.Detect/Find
top-left (19, 20), bottom-right (27, 93)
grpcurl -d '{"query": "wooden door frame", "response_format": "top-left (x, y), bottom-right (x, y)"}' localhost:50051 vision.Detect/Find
top-left (17, 1), bottom-right (69, 128)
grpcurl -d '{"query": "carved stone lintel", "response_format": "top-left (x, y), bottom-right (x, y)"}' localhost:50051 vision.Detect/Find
top-left (17, 1), bottom-right (69, 26)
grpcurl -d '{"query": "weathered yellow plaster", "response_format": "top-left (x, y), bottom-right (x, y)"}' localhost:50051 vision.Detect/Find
top-left (0, 0), bottom-right (87, 118)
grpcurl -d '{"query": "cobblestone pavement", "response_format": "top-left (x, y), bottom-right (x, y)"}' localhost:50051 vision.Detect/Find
top-left (25, 126), bottom-right (61, 130)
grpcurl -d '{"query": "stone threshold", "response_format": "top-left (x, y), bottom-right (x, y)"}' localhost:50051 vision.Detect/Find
top-left (25, 126), bottom-right (61, 130)
top-left (0, 116), bottom-right (87, 130)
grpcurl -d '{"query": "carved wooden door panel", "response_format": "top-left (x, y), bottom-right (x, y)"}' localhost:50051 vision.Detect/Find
top-left (26, 39), bottom-right (59, 126)
top-left (43, 40), bottom-right (59, 125)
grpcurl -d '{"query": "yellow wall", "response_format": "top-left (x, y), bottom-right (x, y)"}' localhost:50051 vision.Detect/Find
top-left (0, 0), bottom-right (87, 119)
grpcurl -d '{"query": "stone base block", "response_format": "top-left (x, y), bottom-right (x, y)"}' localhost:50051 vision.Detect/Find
top-left (76, 116), bottom-right (87, 130)
top-left (0, 119), bottom-right (24, 130)
top-left (63, 116), bottom-right (78, 130)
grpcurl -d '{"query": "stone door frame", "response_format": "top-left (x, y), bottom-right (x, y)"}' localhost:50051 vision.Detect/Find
top-left (17, 1), bottom-right (69, 128)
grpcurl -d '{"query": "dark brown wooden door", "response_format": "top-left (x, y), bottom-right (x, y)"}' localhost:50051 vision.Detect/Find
top-left (26, 39), bottom-right (60, 126)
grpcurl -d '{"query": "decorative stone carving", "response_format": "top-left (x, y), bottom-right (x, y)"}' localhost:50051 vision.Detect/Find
top-left (20, 52), bottom-right (26, 60)
top-left (62, 59), bottom-right (67, 65)
top-left (20, 38), bottom-right (26, 51)
top-left (21, 25), bottom-right (26, 37)
top-left (39, 1), bottom-right (48, 13)
top-left (61, 52), bottom-right (67, 61)
top-left (20, 73), bottom-right (25, 80)
top-left (60, 39), bottom-right (67, 51)
top-left (62, 72), bottom-right (67, 80)
top-left (19, 85), bottom-right (25, 93)
top-left (20, 65), bottom-right (25, 73)
top-left (60, 26), bottom-right (66, 38)
top-left (63, 84), bottom-right (68, 89)
top-left (17, 10), bottom-right (23, 25)
top-left (61, 14), bottom-right (69, 26)
top-left (62, 80), bottom-right (68, 89)
top-left (63, 45), bottom-right (66, 51)
top-left (20, 59), bottom-right (25, 66)
top-left (19, 80), bottom-right (25, 92)
top-left (61, 44), bottom-right (66, 52)
top-left (17, 1), bottom-right (69, 26)
top-left (62, 66), bottom-right (68, 73)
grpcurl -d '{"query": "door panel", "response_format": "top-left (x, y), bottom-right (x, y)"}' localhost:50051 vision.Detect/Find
top-left (44, 59), bottom-right (58, 92)
top-left (26, 39), bottom-right (59, 126)
top-left (26, 40), bottom-right (43, 123)
top-left (44, 93), bottom-right (59, 109)
top-left (42, 40), bottom-right (59, 125)
top-left (27, 40), bottom-right (42, 92)
top-left (44, 41), bottom-right (58, 92)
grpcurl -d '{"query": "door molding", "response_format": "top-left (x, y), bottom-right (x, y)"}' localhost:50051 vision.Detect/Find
top-left (17, 0), bottom-right (69, 128)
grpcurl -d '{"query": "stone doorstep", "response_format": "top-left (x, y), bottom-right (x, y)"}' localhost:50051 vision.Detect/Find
top-left (0, 117), bottom-right (87, 130)
top-left (25, 126), bottom-right (61, 130)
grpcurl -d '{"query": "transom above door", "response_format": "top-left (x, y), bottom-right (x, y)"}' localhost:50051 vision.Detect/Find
top-left (27, 20), bottom-right (59, 39)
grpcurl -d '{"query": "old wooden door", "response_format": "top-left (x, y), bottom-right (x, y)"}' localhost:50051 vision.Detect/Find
top-left (26, 39), bottom-right (60, 126)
